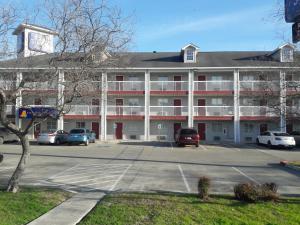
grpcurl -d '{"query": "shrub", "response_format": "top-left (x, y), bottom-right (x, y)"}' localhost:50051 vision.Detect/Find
top-left (260, 182), bottom-right (279, 201)
top-left (198, 176), bottom-right (211, 200)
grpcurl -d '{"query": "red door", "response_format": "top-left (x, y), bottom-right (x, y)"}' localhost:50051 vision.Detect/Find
top-left (116, 75), bottom-right (124, 91)
top-left (92, 99), bottom-right (100, 114)
top-left (174, 76), bottom-right (181, 91)
top-left (116, 99), bottom-right (123, 115)
top-left (115, 122), bottom-right (123, 139)
top-left (92, 122), bottom-right (100, 139)
top-left (198, 99), bottom-right (206, 116)
top-left (34, 123), bottom-right (41, 139)
top-left (198, 123), bottom-right (206, 141)
top-left (197, 75), bottom-right (206, 91)
top-left (174, 123), bottom-right (181, 140)
top-left (174, 99), bottom-right (181, 116)
top-left (260, 124), bottom-right (268, 134)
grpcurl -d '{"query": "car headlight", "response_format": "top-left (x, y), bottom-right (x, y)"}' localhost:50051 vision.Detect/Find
top-left (275, 137), bottom-right (282, 141)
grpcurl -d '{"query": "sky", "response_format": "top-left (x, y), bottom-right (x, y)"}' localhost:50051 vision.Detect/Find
top-left (1, 0), bottom-right (293, 52)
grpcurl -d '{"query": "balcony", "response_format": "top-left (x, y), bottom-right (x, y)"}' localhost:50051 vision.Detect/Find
top-left (194, 81), bottom-right (233, 95)
top-left (64, 105), bottom-right (100, 119)
top-left (107, 81), bottom-right (144, 95)
top-left (150, 81), bottom-right (188, 95)
top-left (239, 81), bottom-right (280, 93)
top-left (239, 106), bottom-right (277, 120)
top-left (0, 81), bottom-right (15, 90)
top-left (64, 81), bottom-right (101, 94)
top-left (193, 106), bottom-right (234, 120)
top-left (150, 106), bottom-right (188, 120)
top-left (107, 106), bottom-right (144, 120)
top-left (286, 81), bottom-right (300, 93)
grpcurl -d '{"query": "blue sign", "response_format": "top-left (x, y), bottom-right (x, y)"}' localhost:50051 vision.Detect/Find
top-left (285, 0), bottom-right (300, 22)
top-left (19, 107), bottom-right (59, 119)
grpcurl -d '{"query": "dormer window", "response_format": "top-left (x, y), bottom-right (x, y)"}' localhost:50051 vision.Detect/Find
top-left (282, 48), bottom-right (294, 62)
top-left (181, 43), bottom-right (199, 63)
top-left (187, 50), bottom-right (194, 61)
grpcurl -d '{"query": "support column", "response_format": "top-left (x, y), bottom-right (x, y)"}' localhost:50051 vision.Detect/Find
top-left (15, 72), bottom-right (22, 129)
top-left (57, 70), bottom-right (64, 130)
top-left (188, 70), bottom-right (194, 128)
top-left (144, 70), bottom-right (150, 141)
top-left (101, 72), bottom-right (107, 141)
top-left (234, 69), bottom-right (240, 144)
top-left (280, 70), bottom-right (287, 132)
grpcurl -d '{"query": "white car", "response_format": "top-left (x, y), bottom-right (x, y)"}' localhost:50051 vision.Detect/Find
top-left (256, 131), bottom-right (296, 149)
top-left (37, 130), bottom-right (69, 145)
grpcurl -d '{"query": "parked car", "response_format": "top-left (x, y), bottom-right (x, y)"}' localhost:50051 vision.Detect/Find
top-left (0, 127), bottom-right (19, 144)
top-left (256, 131), bottom-right (295, 149)
top-left (175, 128), bottom-right (200, 147)
top-left (37, 130), bottom-right (69, 145)
top-left (289, 131), bottom-right (300, 146)
top-left (67, 128), bottom-right (93, 146)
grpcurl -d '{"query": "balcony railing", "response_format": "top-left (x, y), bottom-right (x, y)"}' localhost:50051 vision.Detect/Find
top-left (24, 82), bottom-right (58, 90)
top-left (193, 106), bottom-right (234, 116)
top-left (240, 81), bottom-right (280, 92)
top-left (63, 81), bottom-right (101, 92)
top-left (66, 105), bottom-right (100, 115)
top-left (150, 81), bottom-right (188, 91)
top-left (239, 106), bottom-right (277, 117)
top-left (150, 106), bottom-right (188, 116)
top-left (194, 81), bottom-right (233, 91)
top-left (0, 81), bottom-right (15, 90)
top-left (286, 81), bottom-right (300, 91)
top-left (107, 106), bottom-right (144, 115)
top-left (107, 81), bottom-right (144, 91)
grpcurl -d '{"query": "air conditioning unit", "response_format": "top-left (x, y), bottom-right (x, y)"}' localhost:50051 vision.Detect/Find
top-left (214, 136), bottom-right (221, 141)
top-left (157, 135), bottom-right (167, 141)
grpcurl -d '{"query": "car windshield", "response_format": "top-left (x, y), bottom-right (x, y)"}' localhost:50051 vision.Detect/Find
top-left (273, 133), bottom-right (290, 136)
top-left (180, 129), bottom-right (197, 135)
top-left (70, 129), bottom-right (85, 134)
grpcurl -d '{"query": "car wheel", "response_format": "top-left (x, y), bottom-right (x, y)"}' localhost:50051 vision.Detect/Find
top-left (256, 138), bottom-right (260, 145)
top-left (85, 139), bottom-right (89, 146)
top-left (55, 139), bottom-right (61, 145)
top-left (267, 141), bottom-right (272, 149)
top-left (0, 137), bottom-right (4, 145)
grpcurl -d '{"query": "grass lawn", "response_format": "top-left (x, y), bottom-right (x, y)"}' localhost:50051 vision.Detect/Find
top-left (289, 161), bottom-right (300, 168)
top-left (79, 193), bottom-right (300, 225)
top-left (0, 187), bottom-right (71, 225)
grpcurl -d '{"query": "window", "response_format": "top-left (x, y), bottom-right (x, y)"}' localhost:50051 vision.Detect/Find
top-left (128, 98), bottom-right (139, 106)
top-left (47, 120), bottom-right (57, 131)
top-left (158, 76), bottom-right (168, 81)
top-left (242, 75), bottom-right (254, 81)
top-left (34, 98), bottom-right (42, 105)
top-left (186, 50), bottom-right (194, 61)
top-left (244, 123), bottom-right (254, 133)
top-left (76, 122), bottom-right (85, 128)
top-left (212, 98), bottom-right (223, 106)
top-left (128, 76), bottom-right (139, 81)
top-left (212, 123), bottom-right (222, 132)
top-left (47, 98), bottom-right (57, 105)
top-left (211, 76), bottom-right (223, 81)
top-left (282, 48), bottom-right (293, 62)
top-left (158, 98), bottom-right (169, 106)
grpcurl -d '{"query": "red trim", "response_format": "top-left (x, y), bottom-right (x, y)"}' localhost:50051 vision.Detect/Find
top-left (194, 116), bottom-right (233, 121)
top-left (194, 91), bottom-right (233, 96)
top-left (150, 91), bottom-right (188, 95)
top-left (150, 116), bottom-right (187, 121)
top-left (64, 115), bottom-right (100, 120)
top-left (240, 116), bottom-right (279, 121)
top-left (107, 115), bottom-right (144, 120)
top-left (108, 91), bottom-right (145, 95)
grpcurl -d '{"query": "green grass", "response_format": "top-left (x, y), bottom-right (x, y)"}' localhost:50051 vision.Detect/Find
top-left (79, 193), bottom-right (300, 225)
top-left (0, 188), bottom-right (71, 225)
top-left (289, 161), bottom-right (300, 167)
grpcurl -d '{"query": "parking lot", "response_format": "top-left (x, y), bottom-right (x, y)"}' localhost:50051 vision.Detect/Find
top-left (0, 141), bottom-right (300, 195)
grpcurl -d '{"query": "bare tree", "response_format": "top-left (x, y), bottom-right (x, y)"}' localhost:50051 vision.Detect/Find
top-left (0, 0), bottom-right (132, 192)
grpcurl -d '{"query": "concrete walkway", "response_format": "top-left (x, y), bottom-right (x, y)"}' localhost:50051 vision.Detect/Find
top-left (28, 191), bottom-right (106, 225)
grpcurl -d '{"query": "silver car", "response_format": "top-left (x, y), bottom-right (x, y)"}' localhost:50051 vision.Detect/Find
top-left (37, 130), bottom-right (69, 145)
top-left (0, 127), bottom-right (19, 144)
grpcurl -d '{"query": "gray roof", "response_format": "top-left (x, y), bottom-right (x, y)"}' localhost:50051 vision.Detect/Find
top-left (0, 51), bottom-right (298, 69)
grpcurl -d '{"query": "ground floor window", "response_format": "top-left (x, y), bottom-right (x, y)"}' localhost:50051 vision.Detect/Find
top-left (76, 122), bottom-right (86, 128)
top-left (47, 120), bottom-right (57, 131)
top-left (244, 123), bottom-right (254, 133)
top-left (212, 123), bottom-right (222, 132)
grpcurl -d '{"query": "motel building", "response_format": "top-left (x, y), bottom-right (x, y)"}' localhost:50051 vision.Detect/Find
top-left (1, 23), bottom-right (300, 144)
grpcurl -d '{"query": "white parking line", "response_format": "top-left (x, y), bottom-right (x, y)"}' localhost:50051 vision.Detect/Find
top-left (199, 145), bottom-right (208, 151)
top-left (48, 164), bottom-right (80, 179)
top-left (178, 164), bottom-right (191, 193)
top-left (170, 142), bottom-right (174, 150)
top-left (232, 167), bottom-right (260, 185)
top-left (52, 169), bottom-right (127, 180)
top-left (110, 164), bottom-right (132, 191)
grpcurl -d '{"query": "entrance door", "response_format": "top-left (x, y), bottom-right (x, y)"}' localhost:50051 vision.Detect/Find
top-left (260, 124), bottom-right (268, 134)
top-left (198, 99), bottom-right (206, 116)
top-left (91, 122), bottom-right (100, 139)
top-left (174, 76), bottom-right (182, 91)
top-left (197, 75), bottom-right (206, 91)
top-left (116, 75), bottom-right (124, 91)
top-left (198, 123), bottom-right (206, 141)
top-left (116, 99), bottom-right (123, 115)
top-left (174, 123), bottom-right (181, 140)
top-left (174, 99), bottom-right (181, 116)
top-left (115, 122), bottom-right (123, 139)
top-left (34, 122), bottom-right (41, 139)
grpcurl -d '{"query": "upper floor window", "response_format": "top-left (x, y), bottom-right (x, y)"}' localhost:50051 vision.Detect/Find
top-left (282, 48), bottom-right (293, 62)
top-left (211, 98), bottom-right (223, 106)
top-left (186, 50), bottom-right (194, 61)
top-left (128, 98), bottom-right (139, 106)
top-left (211, 76), bottom-right (223, 81)
top-left (76, 122), bottom-right (85, 128)
top-left (158, 98), bottom-right (169, 106)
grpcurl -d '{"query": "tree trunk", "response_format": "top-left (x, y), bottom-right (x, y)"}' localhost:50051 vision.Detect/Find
top-left (6, 135), bottom-right (30, 193)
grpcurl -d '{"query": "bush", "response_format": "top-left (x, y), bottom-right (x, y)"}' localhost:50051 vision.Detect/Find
top-left (234, 182), bottom-right (279, 203)
top-left (198, 176), bottom-right (211, 200)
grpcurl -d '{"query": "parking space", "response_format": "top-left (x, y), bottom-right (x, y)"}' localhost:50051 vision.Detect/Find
top-left (0, 141), bottom-right (300, 195)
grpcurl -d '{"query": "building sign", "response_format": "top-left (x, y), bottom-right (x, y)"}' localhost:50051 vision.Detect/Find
top-left (19, 107), bottom-right (59, 119)
top-left (285, 0), bottom-right (300, 22)
top-left (28, 32), bottom-right (52, 53)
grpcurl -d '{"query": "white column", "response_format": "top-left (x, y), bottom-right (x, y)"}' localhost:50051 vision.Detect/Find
top-left (280, 70), bottom-right (287, 132)
top-left (15, 72), bottom-right (22, 129)
top-left (101, 72), bottom-right (107, 141)
top-left (57, 70), bottom-right (64, 130)
top-left (188, 70), bottom-right (194, 128)
top-left (234, 69), bottom-right (240, 143)
top-left (144, 70), bottom-right (150, 141)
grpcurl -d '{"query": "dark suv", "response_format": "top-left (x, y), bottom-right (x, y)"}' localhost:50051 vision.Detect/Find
top-left (175, 128), bottom-right (200, 147)
top-left (0, 127), bottom-right (19, 144)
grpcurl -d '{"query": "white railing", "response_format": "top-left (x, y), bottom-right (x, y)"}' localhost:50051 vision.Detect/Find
top-left (66, 105), bottom-right (100, 115)
top-left (150, 106), bottom-right (188, 116)
top-left (286, 81), bottom-right (300, 91)
top-left (107, 81), bottom-right (144, 91)
top-left (24, 82), bottom-right (58, 90)
top-left (193, 106), bottom-right (234, 116)
top-left (239, 81), bottom-right (280, 91)
top-left (0, 81), bottom-right (16, 90)
top-left (63, 81), bottom-right (101, 92)
top-left (150, 81), bottom-right (188, 91)
top-left (194, 81), bottom-right (233, 91)
top-left (107, 106), bottom-right (144, 115)
top-left (239, 106), bottom-right (277, 116)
